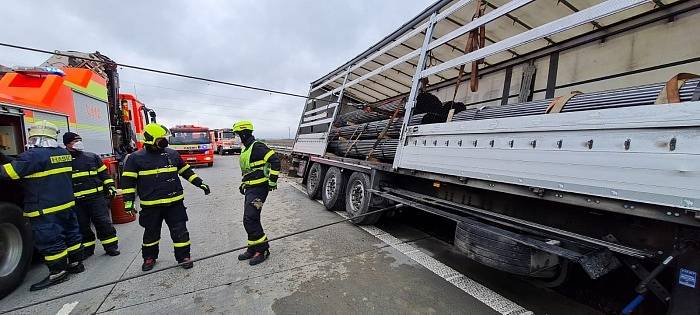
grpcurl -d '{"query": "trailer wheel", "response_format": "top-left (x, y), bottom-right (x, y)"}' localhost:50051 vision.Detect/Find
top-left (0, 202), bottom-right (33, 299)
top-left (345, 172), bottom-right (382, 225)
top-left (305, 162), bottom-right (325, 200)
top-left (322, 167), bottom-right (346, 211)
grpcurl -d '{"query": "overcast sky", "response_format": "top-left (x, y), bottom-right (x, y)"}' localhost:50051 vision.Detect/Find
top-left (1, 0), bottom-right (434, 139)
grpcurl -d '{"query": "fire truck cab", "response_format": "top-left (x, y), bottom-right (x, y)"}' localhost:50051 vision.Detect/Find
top-left (169, 125), bottom-right (214, 167)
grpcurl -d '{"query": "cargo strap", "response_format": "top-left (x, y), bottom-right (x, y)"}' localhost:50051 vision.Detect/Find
top-left (655, 73), bottom-right (699, 104)
top-left (452, 0), bottom-right (486, 101)
top-left (545, 91), bottom-right (582, 114)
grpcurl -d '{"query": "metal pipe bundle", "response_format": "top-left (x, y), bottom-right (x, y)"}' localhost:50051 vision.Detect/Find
top-left (336, 99), bottom-right (404, 126)
top-left (328, 139), bottom-right (399, 161)
top-left (331, 114), bottom-right (425, 140)
top-left (451, 79), bottom-right (700, 122)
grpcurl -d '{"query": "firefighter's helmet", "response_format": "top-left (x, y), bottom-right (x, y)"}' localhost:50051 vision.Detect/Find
top-left (233, 121), bottom-right (254, 132)
top-left (28, 120), bottom-right (60, 140)
top-left (143, 123), bottom-right (170, 145)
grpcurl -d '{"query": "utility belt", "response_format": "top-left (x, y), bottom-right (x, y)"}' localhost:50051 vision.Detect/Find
top-left (24, 200), bottom-right (76, 218)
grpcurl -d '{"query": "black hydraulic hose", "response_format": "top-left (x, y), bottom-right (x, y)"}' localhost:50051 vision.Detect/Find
top-left (0, 204), bottom-right (404, 314)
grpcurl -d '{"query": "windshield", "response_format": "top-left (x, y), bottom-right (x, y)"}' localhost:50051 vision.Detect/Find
top-left (170, 131), bottom-right (211, 144)
top-left (222, 131), bottom-right (235, 139)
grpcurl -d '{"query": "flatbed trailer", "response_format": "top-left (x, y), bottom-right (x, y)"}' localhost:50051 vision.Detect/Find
top-left (291, 1), bottom-right (700, 313)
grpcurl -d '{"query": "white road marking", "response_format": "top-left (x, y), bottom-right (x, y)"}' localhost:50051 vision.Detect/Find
top-left (289, 181), bottom-right (532, 315)
top-left (56, 301), bottom-right (79, 315)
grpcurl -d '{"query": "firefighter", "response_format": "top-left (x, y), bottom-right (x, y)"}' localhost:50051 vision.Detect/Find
top-left (121, 123), bottom-right (211, 271)
top-left (0, 121), bottom-right (85, 291)
top-left (63, 132), bottom-right (120, 257)
top-left (232, 121), bottom-right (281, 266)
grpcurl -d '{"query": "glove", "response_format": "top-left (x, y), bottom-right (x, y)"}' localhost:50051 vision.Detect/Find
top-left (268, 182), bottom-right (278, 191)
top-left (239, 183), bottom-right (245, 195)
top-left (200, 183), bottom-right (211, 195)
top-left (124, 200), bottom-right (136, 216)
top-left (107, 186), bottom-right (118, 199)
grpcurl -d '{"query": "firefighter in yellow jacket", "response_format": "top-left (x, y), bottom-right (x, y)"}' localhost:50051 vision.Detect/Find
top-left (233, 121), bottom-right (281, 266)
top-left (121, 123), bottom-right (210, 271)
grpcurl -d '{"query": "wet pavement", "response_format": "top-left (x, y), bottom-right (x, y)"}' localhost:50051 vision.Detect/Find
top-left (0, 155), bottom-right (605, 315)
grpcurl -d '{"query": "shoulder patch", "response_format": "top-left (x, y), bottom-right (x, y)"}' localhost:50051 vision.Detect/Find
top-left (50, 155), bottom-right (72, 163)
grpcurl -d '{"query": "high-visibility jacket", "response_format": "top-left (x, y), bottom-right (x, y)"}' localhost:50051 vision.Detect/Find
top-left (239, 139), bottom-right (281, 189)
top-left (70, 151), bottom-right (115, 199)
top-left (0, 147), bottom-right (75, 217)
top-left (120, 147), bottom-right (203, 208)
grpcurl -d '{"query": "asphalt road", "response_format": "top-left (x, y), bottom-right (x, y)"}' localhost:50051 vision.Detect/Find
top-left (1, 155), bottom-right (601, 315)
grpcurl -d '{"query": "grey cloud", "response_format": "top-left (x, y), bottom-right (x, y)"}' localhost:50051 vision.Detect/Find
top-left (1, 0), bottom-right (433, 138)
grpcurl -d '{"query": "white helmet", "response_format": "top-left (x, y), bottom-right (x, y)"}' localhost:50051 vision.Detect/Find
top-left (27, 120), bottom-right (60, 148)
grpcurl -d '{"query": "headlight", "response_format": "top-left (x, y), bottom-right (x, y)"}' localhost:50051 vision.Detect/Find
top-left (205, 157), bottom-right (212, 161)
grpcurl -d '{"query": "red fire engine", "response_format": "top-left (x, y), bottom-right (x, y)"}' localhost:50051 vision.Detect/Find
top-left (169, 125), bottom-right (214, 167)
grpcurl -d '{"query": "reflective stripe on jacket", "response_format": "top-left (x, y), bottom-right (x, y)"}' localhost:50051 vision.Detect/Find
top-left (120, 147), bottom-right (203, 208)
top-left (70, 151), bottom-right (115, 199)
top-left (0, 147), bottom-right (74, 217)
top-left (239, 139), bottom-right (281, 189)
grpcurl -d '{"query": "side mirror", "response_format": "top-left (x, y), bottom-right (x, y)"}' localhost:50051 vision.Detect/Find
top-left (148, 111), bottom-right (157, 123)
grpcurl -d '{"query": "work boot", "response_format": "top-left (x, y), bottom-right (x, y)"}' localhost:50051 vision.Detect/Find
top-left (237, 250), bottom-right (255, 261)
top-left (179, 257), bottom-right (194, 269)
top-left (67, 262), bottom-right (85, 274)
top-left (105, 247), bottom-right (120, 256)
top-left (249, 250), bottom-right (270, 266)
top-left (142, 258), bottom-right (156, 271)
top-left (83, 248), bottom-right (95, 258)
top-left (30, 270), bottom-right (68, 291)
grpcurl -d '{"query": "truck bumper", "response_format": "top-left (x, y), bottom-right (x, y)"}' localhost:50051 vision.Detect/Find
top-left (180, 153), bottom-right (214, 165)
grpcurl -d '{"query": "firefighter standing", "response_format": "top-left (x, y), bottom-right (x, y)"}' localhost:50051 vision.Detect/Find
top-left (233, 121), bottom-right (280, 266)
top-left (63, 132), bottom-right (120, 257)
top-left (0, 121), bottom-right (85, 291)
top-left (121, 123), bottom-right (210, 271)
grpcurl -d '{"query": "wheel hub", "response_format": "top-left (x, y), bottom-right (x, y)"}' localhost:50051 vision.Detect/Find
top-left (308, 168), bottom-right (319, 190)
top-left (0, 223), bottom-right (23, 277)
top-left (325, 175), bottom-right (337, 199)
top-left (350, 181), bottom-right (365, 214)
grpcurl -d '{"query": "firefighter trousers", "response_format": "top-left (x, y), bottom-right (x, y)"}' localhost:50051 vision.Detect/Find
top-left (139, 201), bottom-right (191, 262)
top-left (243, 186), bottom-right (269, 253)
top-left (30, 209), bottom-right (84, 273)
top-left (75, 196), bottom-right (118, 255)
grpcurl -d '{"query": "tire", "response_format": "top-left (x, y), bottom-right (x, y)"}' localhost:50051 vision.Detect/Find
top-left (0, 202), bottom-right (33, 299)
top-left (207, 163), bottom-right (214, 167)
top-left (345, 172), bottom-right (382, 225)
top-left (454, 221), bottom-right (559, 278)
top-left (305, 162), bottom-right (325, 200)
top-left (321, 167), bottom-right (346, 211)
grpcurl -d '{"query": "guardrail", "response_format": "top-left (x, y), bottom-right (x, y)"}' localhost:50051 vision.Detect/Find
top-left (269, 145), bottom-right (293, 156)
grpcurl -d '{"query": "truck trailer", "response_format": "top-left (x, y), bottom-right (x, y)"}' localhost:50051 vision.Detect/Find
top-left (290, 0), bottom-right (700, 313)
top-left (0, 52), bottom-right (156, 298)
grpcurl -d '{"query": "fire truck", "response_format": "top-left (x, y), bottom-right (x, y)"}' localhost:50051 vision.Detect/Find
top-left (0, 51), bottom-right (155, 298)
top-left (169, 125), bottom-right (214, 167)
top-left (210, 128), bottom-right (241, 155)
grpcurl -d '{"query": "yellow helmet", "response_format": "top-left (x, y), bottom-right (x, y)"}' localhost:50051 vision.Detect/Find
top-left (233, 121), bottom-right (254, 132)
top-left (143, 123), bottom-right (170, 145)
top-left (28, 120), bottom-right (59, 140)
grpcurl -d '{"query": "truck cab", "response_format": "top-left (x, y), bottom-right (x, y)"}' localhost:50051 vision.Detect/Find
top-left (169, 125), bottom-right (214, 167)
top-left (212, 128), bottom-right (240, 155)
